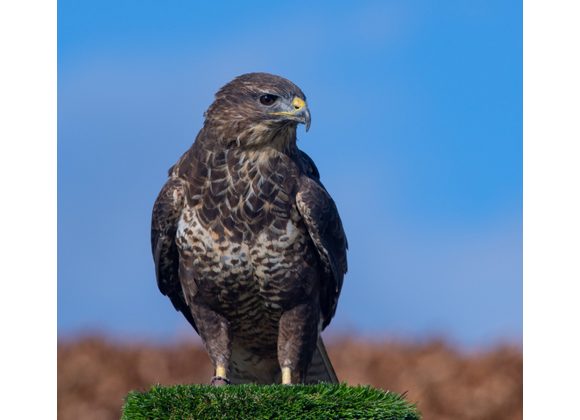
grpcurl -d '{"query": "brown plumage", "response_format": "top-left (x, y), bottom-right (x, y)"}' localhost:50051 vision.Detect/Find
top-left (151, 72), bottom-right (348, 385)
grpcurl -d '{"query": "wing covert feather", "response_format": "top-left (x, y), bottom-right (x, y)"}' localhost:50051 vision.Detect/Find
top-left (151, 177), bottom-right (198, 331)
top-left (296, 173), bottom-right (348, 329)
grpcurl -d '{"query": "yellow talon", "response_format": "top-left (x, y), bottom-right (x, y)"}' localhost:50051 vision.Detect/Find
top-left (282, 367), bottom-right (292, 385)
top-left (216, 365), bottom-right (227, 378)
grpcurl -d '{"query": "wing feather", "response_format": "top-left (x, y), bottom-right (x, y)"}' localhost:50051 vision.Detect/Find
top-left (151, 177), bottom-right (198, 331)
top-left (295, 153), bottom-right (348, 328)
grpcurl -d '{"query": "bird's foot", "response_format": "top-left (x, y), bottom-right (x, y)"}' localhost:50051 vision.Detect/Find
top-left (210, 376), bottom-right (231, 386)
top-left (281, 367), bottom-right (293, 385)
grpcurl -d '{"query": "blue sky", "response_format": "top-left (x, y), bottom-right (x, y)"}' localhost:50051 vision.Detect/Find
top-left (58, 0), bottom-right (522, 348)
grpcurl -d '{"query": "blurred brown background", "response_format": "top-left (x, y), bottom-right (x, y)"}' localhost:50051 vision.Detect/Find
top-left (58, 336), bottom-right (521, 420)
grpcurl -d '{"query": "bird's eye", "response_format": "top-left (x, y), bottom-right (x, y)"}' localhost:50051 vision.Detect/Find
top-left (259, 94), bottom-right (278, 106)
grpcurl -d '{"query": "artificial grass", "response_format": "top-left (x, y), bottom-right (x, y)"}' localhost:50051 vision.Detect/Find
top-left (121, 383), bottom-right (420, 420)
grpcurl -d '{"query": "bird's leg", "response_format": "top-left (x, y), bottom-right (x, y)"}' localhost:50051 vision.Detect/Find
top-left (189, 302), bottom-right (232, 386)
top-left (277, 302), bottom-right (319, 384)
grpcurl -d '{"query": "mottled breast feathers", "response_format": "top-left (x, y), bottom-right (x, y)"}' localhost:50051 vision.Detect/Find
top-left (151, 145), bottom-right (347, 329)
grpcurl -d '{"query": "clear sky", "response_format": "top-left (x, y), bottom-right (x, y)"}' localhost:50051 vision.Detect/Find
top-left (58, 0), bottom-right (522, 348)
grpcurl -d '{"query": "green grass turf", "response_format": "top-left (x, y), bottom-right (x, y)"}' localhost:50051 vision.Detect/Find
top-left (121, 383), bottom-right (420, 420)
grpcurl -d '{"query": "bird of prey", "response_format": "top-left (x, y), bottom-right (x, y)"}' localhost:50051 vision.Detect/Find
top-left (151, 72), bottom-right (348, 385)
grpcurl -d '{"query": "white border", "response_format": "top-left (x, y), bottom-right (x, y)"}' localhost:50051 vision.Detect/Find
top-left (0, 1), bottom-right (56, 418)
top-left (524, 0), bottom-right (580, 418)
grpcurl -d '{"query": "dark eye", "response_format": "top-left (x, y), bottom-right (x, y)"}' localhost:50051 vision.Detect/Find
top-left (259, 94), bottom-right (278, 106)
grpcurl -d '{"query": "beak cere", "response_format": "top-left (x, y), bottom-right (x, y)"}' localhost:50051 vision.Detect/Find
top-left (291, 97), bottom-right (311, 132)
top-left (292, 97), bottom-right (306, 110)
top-left (270, 96), bottom-right (311, 132)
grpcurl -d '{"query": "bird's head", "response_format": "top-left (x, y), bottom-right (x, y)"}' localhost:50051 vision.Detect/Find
top-left (203, 72), bottom-right (311, 149)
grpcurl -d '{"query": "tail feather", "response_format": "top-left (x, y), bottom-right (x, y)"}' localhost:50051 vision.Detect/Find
top-left (228, 337), bottom-right (338, 384)
top-left (305, 337), bottom-right (338, 384)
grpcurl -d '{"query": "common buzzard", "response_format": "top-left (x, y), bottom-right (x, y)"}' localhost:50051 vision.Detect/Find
top-left (151, 73), bottom-right (348, 385)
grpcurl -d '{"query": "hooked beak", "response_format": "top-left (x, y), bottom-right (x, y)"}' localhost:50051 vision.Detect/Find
top-left (270, 96), bottom-right (311, 132)
top-left (299, 105), bottom-right (311, 132)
